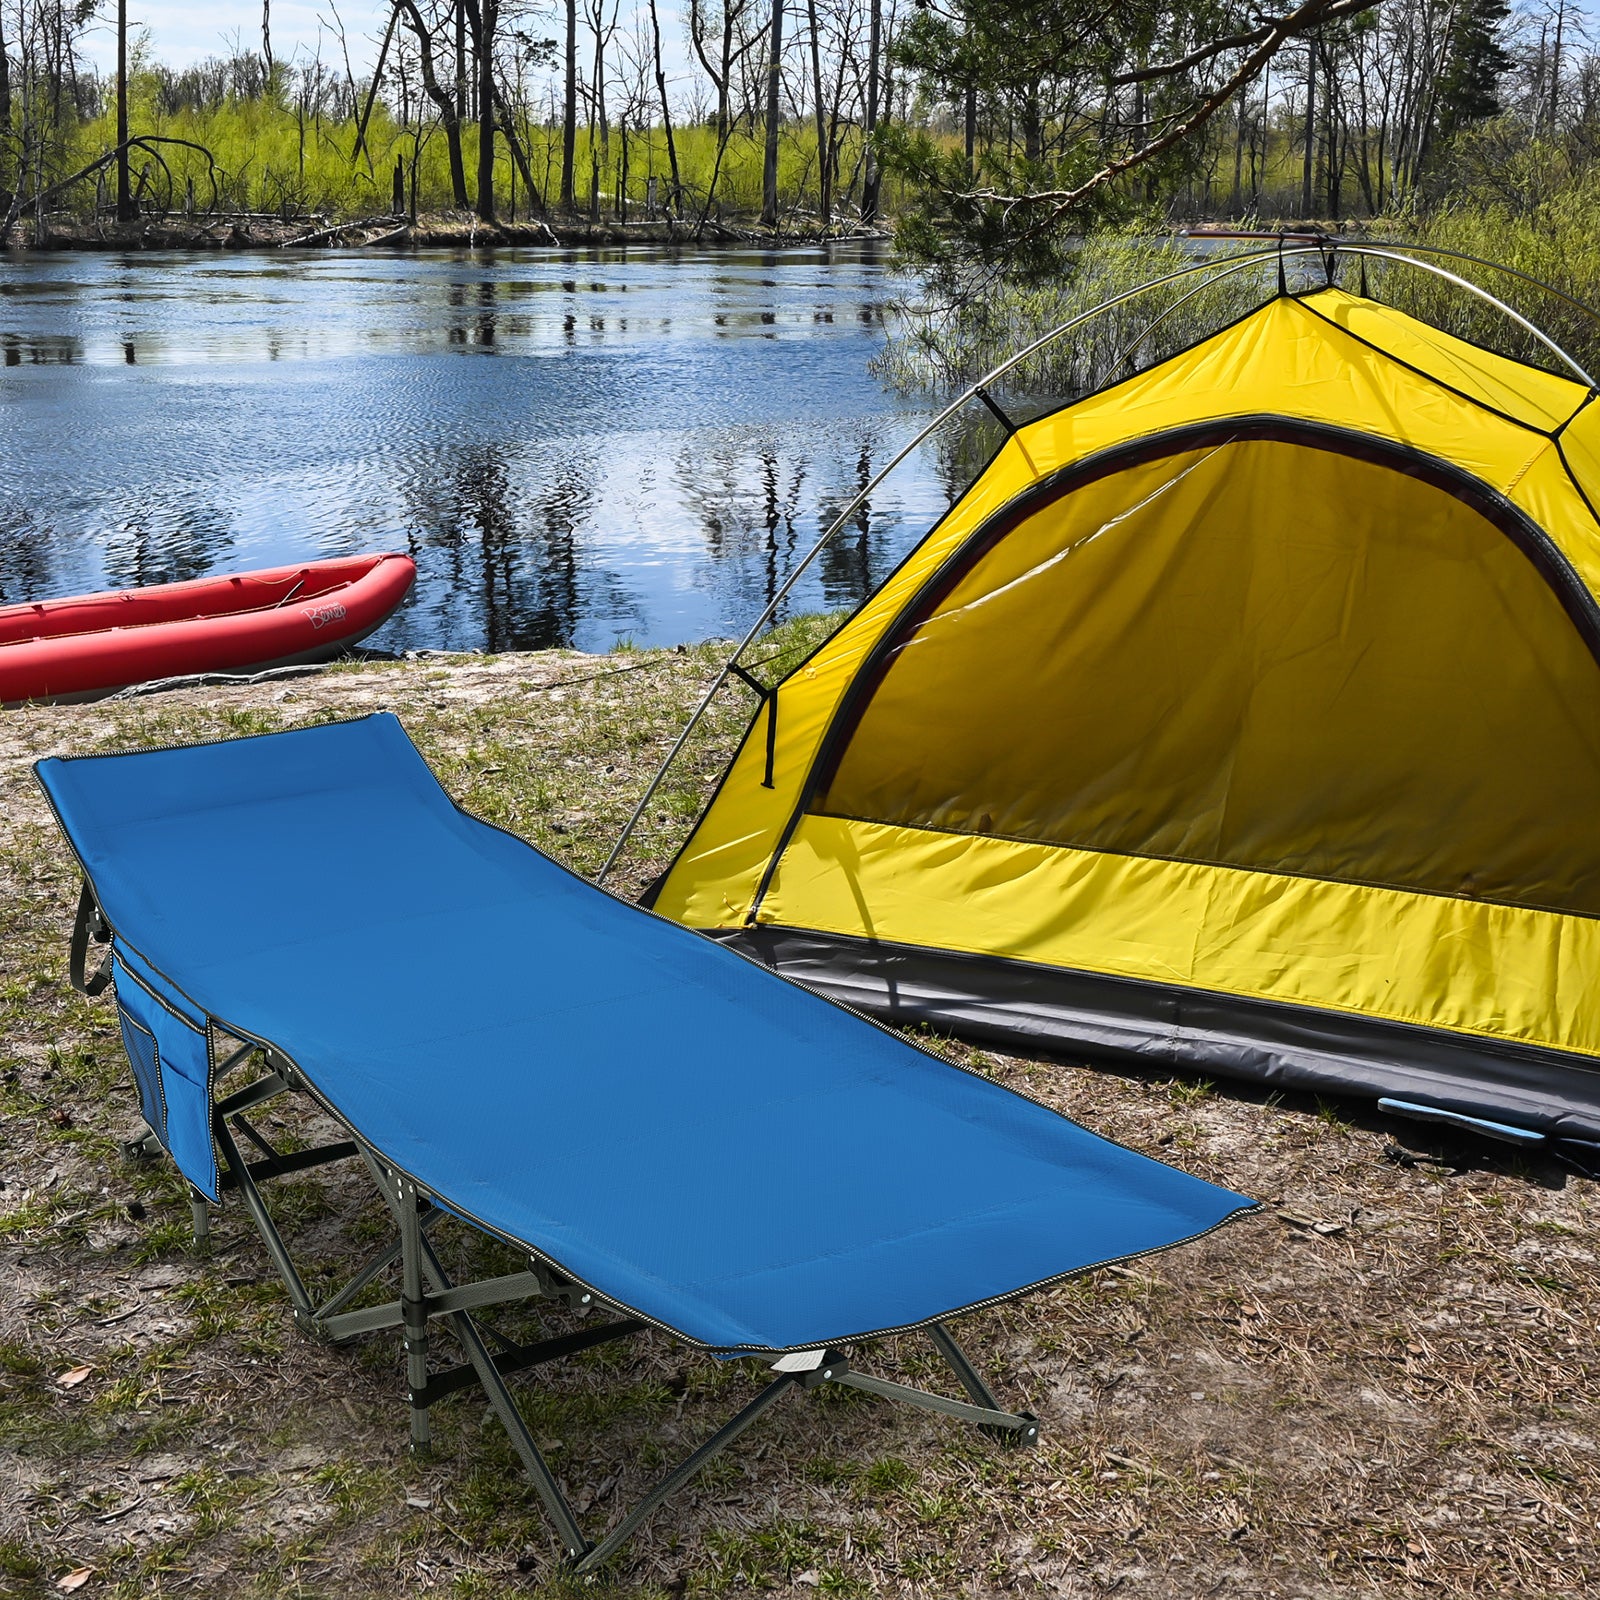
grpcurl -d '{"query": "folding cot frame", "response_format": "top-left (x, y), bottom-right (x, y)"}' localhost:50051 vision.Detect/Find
top-left (77, 893), bottom-right (1040, 1573)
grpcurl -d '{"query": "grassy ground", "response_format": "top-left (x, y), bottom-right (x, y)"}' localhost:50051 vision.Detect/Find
top-left (1, 641), bottom-right (1596, 1598)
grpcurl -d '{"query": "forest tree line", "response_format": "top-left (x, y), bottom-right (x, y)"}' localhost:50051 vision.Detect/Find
top-left (0, 0), bottom-right (1593, 244)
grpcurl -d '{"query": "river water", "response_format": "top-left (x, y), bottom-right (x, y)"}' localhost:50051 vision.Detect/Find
top-left (0, 245), bottom-right (971, 655)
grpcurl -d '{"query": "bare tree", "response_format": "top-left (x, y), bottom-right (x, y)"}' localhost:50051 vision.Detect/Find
top-left (116, 0), bottom-right (132, 219)
top-left (760, 0), bottom-right (784, 222)
top-left (860, 0), bottom-right (881, 218)
top-left (689, 0), bottom-right (762, 136)
top-left (805, 0), bottom-right (829, 221)
top-left (393, 0), bottom-right (471, 207)
top-left (582, 0), bottom-right (620, 217)
top-left (562, 0), bottom-right (577, 207)
top-left (646, 0), bottom-right (682, 211)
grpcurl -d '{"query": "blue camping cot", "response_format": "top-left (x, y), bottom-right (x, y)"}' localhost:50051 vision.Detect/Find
top-left (36, 713), bottom-right (1253, 1568)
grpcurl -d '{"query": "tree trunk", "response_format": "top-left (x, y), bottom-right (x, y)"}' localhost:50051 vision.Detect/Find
top-left (561, 0), bottom-right (577, 209)
top-left (397, 1), bottom-right (469, 208)
top-left (719, 9), bottom-right (734, 136)
top-left (492, 84), bottom-right (545, 212)
top-left (455, 0), bottom-right (467, 123)
top-left (589, 7), bottom-right (607, 223)
top-left (617, 118), bottom-right (627, 220)
top-left (1550, 0), bottom-right (1567, 134)
top-left (761, 0), bottom-right (785, 225)
top-left (806, 0), bottom-right (829, 223)
top-left (688, 0), bottom-right (728, 137)
top-left (963, 15), bottom-right (977, 182)
top-left (444, 122), bottom-right (468, 209)
top-left (861, 0), bottom-right (882, 219)
top-left (1256, 63), bottom-right (1270, 210)
top-left (0, 2), bottom-right (13, 204)
top-left (1301, 37), bottom-right (1315, 218)
top-left (1321, 36), bottom-right (1339, 219)
top-left (116, 0), bottom-right (133, 220)
top-left (647, 0), bottom-right (682, 214)
top-left (1021, 93), bottom-right (1042, 163)
top-left (697, 117), bottom-right (735, 232)
top-left (1131, 72), bottom-right (1145, 201)
top-left (1231, 103), bottom-right (1245, 215)
top-left (1352, 43), bottom-right (1376, 214)
top-left (477, 0), bottom-right (497, 220)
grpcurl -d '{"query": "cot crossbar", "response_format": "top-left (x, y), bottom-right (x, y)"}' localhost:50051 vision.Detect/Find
top-left (204, 1047), bottom-right (1039, 1571)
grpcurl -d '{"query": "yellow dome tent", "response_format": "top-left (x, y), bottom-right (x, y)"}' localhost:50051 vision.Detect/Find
top-left (616, 245), bottom-right (1600, 1155)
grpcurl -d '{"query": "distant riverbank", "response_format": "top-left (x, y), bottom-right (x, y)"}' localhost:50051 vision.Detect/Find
top-left (8, 211), bottom-right (893, 254)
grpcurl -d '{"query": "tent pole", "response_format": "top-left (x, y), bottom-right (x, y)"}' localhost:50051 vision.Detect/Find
top-left (1108, 250), bottom-right (1308, 375)
top-left (599, 238), bottom-right (1598, 887)
top-left (1335, 246), bottom-right (1597, 387)
top-left (1347, 240), bottom-right (1600, 331)
top-left (597, 244), bottom-right (1295, 885)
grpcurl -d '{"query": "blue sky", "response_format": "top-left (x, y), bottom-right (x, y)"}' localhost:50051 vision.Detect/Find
top-left (83, 2), bottom-right (388, 71)
top-left (83, 1), bottom-right (692, 80)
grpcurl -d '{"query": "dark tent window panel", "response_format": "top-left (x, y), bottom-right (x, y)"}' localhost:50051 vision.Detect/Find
top-left (815, 432), bottom-right (1600, 918)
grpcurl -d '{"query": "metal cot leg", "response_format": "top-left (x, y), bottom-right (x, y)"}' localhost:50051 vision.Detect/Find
top-left (927, 1321), bottom-right (1038, 1445)
top-left (189, 1187), bottom-right (211, 1253)
top-left (573, 1374), bottom-right (798, 1574)
top-left (412, 1230), bottom-right (593, 1560)
top-left (212, 1102), bottom-right (315, 1317)
top-left (927, 1321), bottom-right (1002, 1408)
top-left (396, 1177), bottom-right (432, 1453)
top-left (208, 1092), bottom-right (1041, 1571)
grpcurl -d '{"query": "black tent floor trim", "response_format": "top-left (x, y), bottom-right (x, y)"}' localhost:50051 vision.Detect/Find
top-left (719, 926), bottom-right (1600, 1149)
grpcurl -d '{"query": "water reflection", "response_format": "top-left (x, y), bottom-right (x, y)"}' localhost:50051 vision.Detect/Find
top-left (0, 246), bottom-right (972, 651)
top-left (103, 492), bottom-right (238, 589)
top-left (816, 444), bottom-right (884, 610)
top-left (2, 332), bottom-right (83, 364)
top-left (0, 509), bottom-right (61, 604)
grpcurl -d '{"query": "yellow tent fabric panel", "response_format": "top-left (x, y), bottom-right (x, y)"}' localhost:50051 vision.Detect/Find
top-left (816, 434), bottom-right (1600, 916)
top-left (1296, 292), bottom-right (1587, 429)
top-left (1557, 397), bottom-right (1600, 495)
top-left (759, 814), bottom-right (1600, 1061)
top-left (1002, 295), bottom-right (1557, 503)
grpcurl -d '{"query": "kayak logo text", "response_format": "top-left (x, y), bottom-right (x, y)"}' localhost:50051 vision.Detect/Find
top-left (304, 602), bottom-right (348, 630)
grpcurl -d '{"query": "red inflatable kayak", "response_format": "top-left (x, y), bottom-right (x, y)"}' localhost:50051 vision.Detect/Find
top-left (0, 552), bottom-right (416, 705)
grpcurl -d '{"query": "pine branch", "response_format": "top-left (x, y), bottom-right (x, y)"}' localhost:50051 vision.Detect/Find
top-left (1111, 0), bottom-right (1378, 86)
top-left (956, 0), bottom-right (1380, 227)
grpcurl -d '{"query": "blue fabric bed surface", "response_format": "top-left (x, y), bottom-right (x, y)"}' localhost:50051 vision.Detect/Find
top-left (36, 714), bottom-right (1253, 1353)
